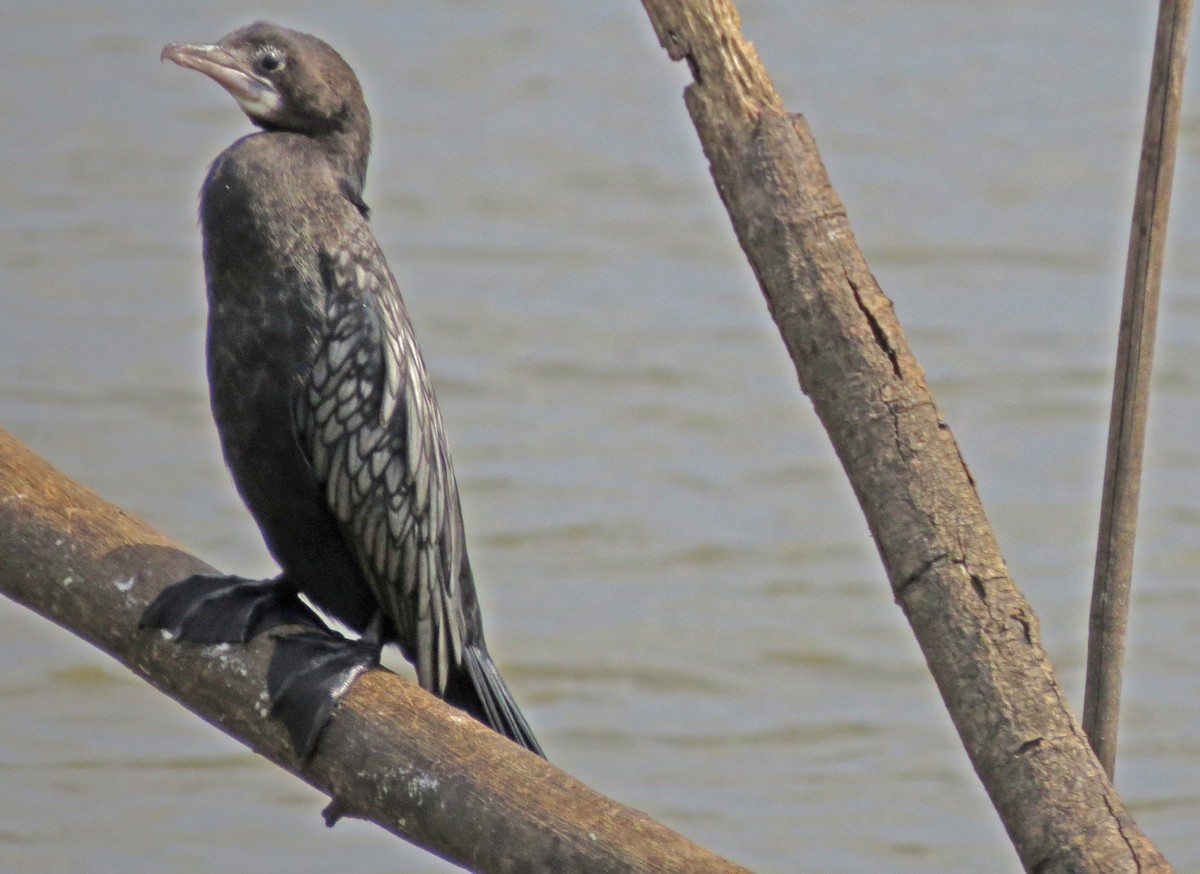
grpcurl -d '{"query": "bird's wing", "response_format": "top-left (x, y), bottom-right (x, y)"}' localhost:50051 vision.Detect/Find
top-left (293, 228), bottom-right (466, 694)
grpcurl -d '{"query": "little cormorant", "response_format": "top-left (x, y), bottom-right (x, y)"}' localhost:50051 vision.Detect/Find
top-left (143, 22), bottom-right (543, 760)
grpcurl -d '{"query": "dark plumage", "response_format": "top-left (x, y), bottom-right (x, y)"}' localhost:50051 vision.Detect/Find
top-left (143, 22), bottom-right (543, 759)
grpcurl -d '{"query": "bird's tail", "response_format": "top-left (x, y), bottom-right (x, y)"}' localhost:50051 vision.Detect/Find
top-left (444, 644), bottom-right (544, 757)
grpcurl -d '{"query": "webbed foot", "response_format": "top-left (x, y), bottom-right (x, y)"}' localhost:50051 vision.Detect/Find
top-left (267, 627), bottom-right (381, 760)
top-left (140, 573), bottom-right (322, 644)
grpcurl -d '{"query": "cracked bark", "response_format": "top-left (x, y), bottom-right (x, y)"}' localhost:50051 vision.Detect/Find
top-left (638, 1), bottom-right (1170, 871)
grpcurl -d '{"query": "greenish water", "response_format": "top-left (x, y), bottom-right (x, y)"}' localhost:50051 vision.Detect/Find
top-left (3, 2), bottom-right (1200, 871)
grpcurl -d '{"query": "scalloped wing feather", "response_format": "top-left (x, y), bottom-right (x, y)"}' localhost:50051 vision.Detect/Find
top-left (293, 228), bottom-right (466, 693)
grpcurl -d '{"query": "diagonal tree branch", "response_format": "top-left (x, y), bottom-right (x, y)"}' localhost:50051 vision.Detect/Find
top-left (636, 1), bottom-right (1170, 871)
top-left (0, 427), bottom-right (750, 874)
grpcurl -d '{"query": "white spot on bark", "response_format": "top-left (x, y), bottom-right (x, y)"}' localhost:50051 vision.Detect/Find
top-left (405, 774), bottom-right (440, 799)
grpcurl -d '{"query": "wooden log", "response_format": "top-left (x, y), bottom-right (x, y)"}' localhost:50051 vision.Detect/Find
top-left (0, 426), bottom-right (752, 874)
top-left (636, 1), bottom-right (1171, 871)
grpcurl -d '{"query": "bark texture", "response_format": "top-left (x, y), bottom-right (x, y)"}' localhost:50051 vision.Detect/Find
top-left (0, 427), bottom-right (750, 874)
top-left (637, 1), bottom-right (1171, 871)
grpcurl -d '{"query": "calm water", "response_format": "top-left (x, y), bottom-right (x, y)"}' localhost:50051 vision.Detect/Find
top-left (3, 2), bottom-right (1200, 871)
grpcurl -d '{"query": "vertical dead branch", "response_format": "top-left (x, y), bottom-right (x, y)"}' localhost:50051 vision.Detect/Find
top-left (637, 1), bottom-right (1171, 871)
top-left (1084, 0), bottom-right (1193, 778)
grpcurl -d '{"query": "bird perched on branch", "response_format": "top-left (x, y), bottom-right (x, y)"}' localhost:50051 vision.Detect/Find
top-left (143, 21), bottom-right (543, 760)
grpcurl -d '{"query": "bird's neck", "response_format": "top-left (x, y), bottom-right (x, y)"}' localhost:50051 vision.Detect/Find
top-left (317, 125), bottom-right (371, 203)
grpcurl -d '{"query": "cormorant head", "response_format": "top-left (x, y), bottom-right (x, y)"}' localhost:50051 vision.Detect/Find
top-left (164, 22), bottom-right (368, 136)
top-left (164, 22), bottom-right (372, 196)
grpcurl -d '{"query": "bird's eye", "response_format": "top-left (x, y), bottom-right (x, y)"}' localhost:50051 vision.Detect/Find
top-left (256, 50), bottom-right (284, 74)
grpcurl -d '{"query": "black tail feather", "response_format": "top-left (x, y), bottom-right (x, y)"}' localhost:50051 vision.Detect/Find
top-left (444, 645), bottom-right (544, 758)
